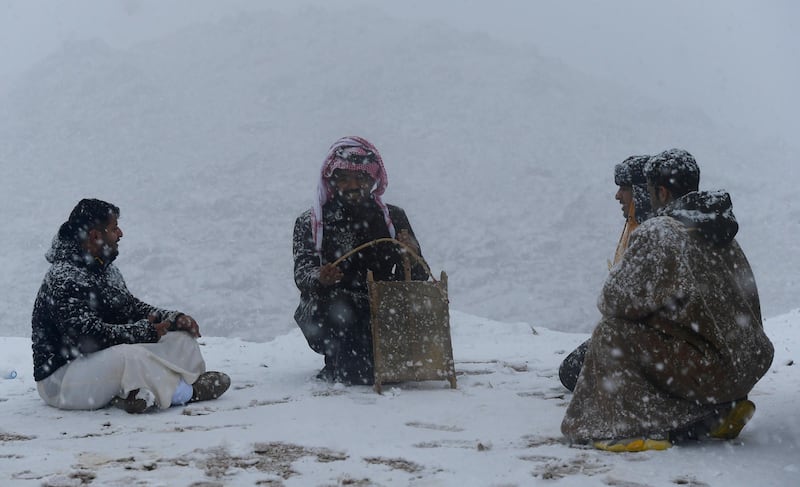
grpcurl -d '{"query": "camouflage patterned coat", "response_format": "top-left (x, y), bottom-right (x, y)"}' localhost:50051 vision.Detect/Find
top-left (562, 191), bottom-right (774, 441)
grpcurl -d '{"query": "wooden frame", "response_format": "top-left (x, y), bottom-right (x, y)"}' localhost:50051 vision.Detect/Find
top-left (368, 269), bottom-right (457, 394)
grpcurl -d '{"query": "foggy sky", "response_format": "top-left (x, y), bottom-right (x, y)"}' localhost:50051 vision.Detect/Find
top-left (1, 0), bottom-right (797, 146)
top-left (0, 0), bottom-right (797, 340)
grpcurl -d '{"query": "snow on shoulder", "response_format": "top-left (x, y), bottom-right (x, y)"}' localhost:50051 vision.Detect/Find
top-left (1, 310), bottom-right (798, 486)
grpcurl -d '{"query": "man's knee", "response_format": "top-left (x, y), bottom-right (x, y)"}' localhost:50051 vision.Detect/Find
top-left (161, 331), bottom-right (199, 347)
top-left (559, 340), bottom-right (589, 391)
top-left (298, 320), bottom-right (330, 354)
top-left (326, 301), bottom-right (358, 328)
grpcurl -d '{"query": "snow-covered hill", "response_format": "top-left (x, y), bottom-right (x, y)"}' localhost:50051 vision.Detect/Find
top-left (0, 8), bottom-right (797, 342)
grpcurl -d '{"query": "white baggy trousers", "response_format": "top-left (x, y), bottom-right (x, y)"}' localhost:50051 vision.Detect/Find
top-left (36, 331), bottom-right (205, 410)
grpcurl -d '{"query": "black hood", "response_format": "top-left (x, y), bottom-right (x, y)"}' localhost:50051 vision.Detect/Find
top-left (46, 230), bottom-right (82, 263)
top-left (45, 230), bottom-right (105, 268)
top-left (659, 190), bottom-right (739, 246)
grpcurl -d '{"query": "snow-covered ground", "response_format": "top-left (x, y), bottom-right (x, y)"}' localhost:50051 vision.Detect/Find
top-left (1, 310), bottom-right (798, 486)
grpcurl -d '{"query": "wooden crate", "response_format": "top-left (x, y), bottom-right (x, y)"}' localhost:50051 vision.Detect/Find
top-left (368, 270), bottom-right (457, 393)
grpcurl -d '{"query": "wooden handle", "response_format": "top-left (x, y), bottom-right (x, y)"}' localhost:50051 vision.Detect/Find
top-left (330, 237), bottom-right (435, 282)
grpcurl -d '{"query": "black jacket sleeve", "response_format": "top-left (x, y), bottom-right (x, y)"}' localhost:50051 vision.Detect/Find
top-left (388, 205), bottom-right (429, 281)
top-left (293, 210), bottom-right (323, 295)
top-left (105, 265), bottom-right (181, 325)
top-left (50, 271), bottom-right (160, 355)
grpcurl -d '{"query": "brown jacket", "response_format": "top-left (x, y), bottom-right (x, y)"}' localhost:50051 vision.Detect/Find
top-left (562, 191), bottom-right (774, 441)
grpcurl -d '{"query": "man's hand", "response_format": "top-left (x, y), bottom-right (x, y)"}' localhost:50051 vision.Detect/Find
top-left (174, 314), bottom-right (201, 338)
top-left (397, 229), bottom-right (420, 255)
top-left (318, 263), bottom-right (343, 287)
top-left (153, 321), bottom-right (171, 337)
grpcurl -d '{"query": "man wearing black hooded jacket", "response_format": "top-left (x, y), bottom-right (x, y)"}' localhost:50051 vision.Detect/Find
top-left (32, 199), bottom-right (230, 413)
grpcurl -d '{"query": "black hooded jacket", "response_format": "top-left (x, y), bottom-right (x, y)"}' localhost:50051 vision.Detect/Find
top-left (31, 234), bottom-right (178, 381)
top-left (658, 190), bottom-right (739, 246)
top-left (292, 198), bottom-right (427, 343)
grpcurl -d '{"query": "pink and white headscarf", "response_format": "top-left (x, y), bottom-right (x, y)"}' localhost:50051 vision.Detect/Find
top-left (311, 136), bottom-right (396, 254)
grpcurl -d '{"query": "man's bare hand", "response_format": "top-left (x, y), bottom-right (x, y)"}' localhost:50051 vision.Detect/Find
top-left (175, 314), bottom-right (201, 338)
top-left (397, 229), bottom-right (420, 255)
top-left (153, 321), bottom-right (170, 337)
top-left (318, 263), bottom-right (343, 287)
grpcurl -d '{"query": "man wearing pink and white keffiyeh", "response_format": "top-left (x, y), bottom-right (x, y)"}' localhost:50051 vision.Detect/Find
top-left (292, 136), bottom-right (427, 385)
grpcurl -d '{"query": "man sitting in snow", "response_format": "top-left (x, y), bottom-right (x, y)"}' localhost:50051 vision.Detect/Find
top-left (32, 199), bottom-right (230, 413)
top-left (558, 154), bottom-right (654, 391)
top-left (293, 136), bottom-right (427, 385)
top-left (561, 149), bottom-right (774, 452)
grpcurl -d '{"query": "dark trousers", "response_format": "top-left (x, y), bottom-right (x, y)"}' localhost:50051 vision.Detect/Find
top-left (306, 294), bottom-right (374, 384)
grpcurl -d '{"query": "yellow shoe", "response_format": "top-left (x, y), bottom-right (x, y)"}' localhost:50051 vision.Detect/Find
top-left (593, 437), bottom-right (672, 452)
top-left (709, 399), bottom-right (755, 440)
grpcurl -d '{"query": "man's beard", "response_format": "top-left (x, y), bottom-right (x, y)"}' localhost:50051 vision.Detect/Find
top-left (101, 243), bottom-right (119, 263)
top-left (336, 189), bottom-right (371, 207)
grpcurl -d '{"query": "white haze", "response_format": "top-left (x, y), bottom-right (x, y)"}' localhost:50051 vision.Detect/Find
top-left (0, 1), bottom-right (798, 342)
top-left (2, 0), bottom-right (798, 143)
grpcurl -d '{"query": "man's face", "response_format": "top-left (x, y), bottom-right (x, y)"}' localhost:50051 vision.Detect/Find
top-left (94, 216), bottom-right (123, 260)
top-left (647, 182), bottom-right (670, 209)
top-left (330, 169), bottom-right (375, 206)
top-left (615, 185), bottom-right (633, 219)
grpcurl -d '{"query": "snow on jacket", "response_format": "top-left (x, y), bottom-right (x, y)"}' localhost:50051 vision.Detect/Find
top-left (562, 190), bottom-right (774, 440)
top-left (31, 234), bottom-right (180, 381)
top-left (293, 197), bottom-right (426, 347)
top-left (600, 190), bottom-right (772, 384)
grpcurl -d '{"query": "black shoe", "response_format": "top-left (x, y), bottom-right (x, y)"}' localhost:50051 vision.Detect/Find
top-left (189, 371), bottom-right (231, 403)
top-left (111, 390), bottom-right (150, 414)
top-left (316, 364), bottom-right (336, 382)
